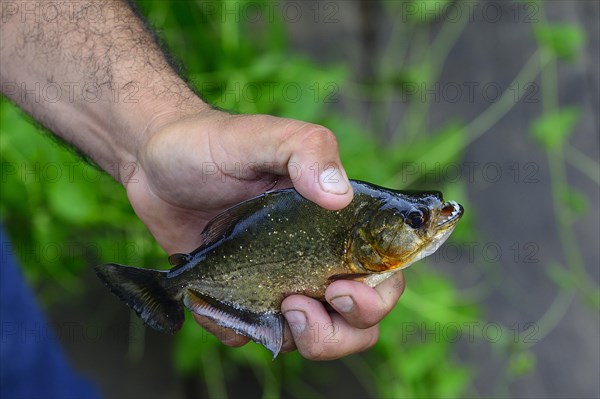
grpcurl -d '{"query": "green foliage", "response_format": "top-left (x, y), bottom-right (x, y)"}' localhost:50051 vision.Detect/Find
top-left (559, 187), bottom-right (588, 216)
top-left (0, 103), bottom-right (164, 302)
top-left (534, 24), bottom-right (586, 61)
top-left (546, 262), bottom-right (577, 291)
top-left (2, 0), bottom-right (596, 398)
top-left (508, 350), bottom-right (537, 377)
top-left (529, 106), bottom-right (581, 150)
top-left (371, 267), bottom-right (478, 398)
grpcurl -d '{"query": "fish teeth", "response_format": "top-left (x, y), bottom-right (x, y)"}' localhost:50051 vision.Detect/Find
top-left (437, 201), bottom-right (462, 226)
top-left (449, 201), bottom-right (460, 218)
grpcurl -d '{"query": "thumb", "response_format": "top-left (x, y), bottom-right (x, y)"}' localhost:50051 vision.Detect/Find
top-left (255, 116), bottom-right (354, 210)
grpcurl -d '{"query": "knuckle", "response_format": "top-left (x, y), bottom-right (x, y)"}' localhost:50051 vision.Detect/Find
top-left (363, 326), bottom-right (380, 352)
top-left (294, 124), bottom-right (339, 150)
top-left (300, 341), bottom-right (329, 361)
top-left (308, 127), bottom-right (338, 148)
top-left (354, 297), bottom-right (388, 329)
top-left (276, 121), bottom-right (340, 166)
top-left (350, 309), bottom-right (379, 329)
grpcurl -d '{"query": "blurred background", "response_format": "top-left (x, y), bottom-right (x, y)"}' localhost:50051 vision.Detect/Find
top-left (1, 0), bottom-right (598, 398)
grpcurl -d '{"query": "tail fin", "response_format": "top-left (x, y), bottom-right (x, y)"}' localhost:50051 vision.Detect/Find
top-left (95, 263), bottom-right (184, 334)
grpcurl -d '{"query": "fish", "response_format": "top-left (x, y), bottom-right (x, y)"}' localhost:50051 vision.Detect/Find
top-left (95, 180), bottom-right (463, 357)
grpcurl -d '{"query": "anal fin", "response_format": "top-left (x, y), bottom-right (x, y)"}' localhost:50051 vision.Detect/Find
top-left (183, 290), bottom-right (284, 358)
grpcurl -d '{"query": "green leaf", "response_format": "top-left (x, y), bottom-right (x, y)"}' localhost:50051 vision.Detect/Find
top-left (508, 350), bottom-right (537, 376)
top-left (434, 365), bottom-right (471, 398)
top-left (559, 187), bottom-right (588, 216)
top-left (530, 107), bottom-right (581, 150)
top-left (397, 342), bottom-right (447, 380)
top-left (0, 159), bottom-right (28, 211)
top-left (534, 24), bottom-right (585, 61)
top-left (389, 122), bottom-right (466, 185)
top-left (47, 178), bottom-right (99, 224)
top-left (584, 289), bottom-right (600, 309)
top-left (388, 68), bottom-right (431, 93)
top-left (328, 116), bottom-right (391, 182)
top-left (546, 261), bottom-right (576, 290)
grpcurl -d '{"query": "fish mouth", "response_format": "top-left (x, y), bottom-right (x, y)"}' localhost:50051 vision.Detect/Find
top-left (436, 201), bottom-right (463, 227)
top-left (412, 201), bottom-right (463, 263)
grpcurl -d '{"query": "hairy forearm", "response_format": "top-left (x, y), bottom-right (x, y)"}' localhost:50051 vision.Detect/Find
top-left (0, 0), bottom-right (209, 182)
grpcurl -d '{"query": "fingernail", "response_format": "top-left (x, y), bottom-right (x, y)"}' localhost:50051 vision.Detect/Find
top-left (319, 168), bottom-right (350, 195)
top-left (330, 295), bottom-right (355, 313)
top-left (284, 310), bottom-right (307, 334)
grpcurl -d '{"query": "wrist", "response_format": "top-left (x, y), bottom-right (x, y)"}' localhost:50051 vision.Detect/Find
top-left (114, 90), bottom-right (215, 185)
top-left (141, 98), bottom-right (214, 143)
top-left (123, 95), bottom-right (223, 187)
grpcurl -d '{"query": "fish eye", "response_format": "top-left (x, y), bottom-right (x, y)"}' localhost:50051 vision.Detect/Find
top-left (406, 209), bottom-right (427, 229)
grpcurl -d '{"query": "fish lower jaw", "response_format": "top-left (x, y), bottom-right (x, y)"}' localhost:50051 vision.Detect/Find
top-left (417, 227), bottom-right (456, 261)
top-left (362, 256), bottom-right (417, 287)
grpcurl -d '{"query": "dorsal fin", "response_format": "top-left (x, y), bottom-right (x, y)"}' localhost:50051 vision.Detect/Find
top-left (197, 190), bottom-right (292, 249)
top-left (168, 253), bottom-right (191, 266)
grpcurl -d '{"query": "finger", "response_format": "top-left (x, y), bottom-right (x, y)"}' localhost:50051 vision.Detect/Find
top-left (215, 115), bottom-right (354, 211)
top-left (325, 272), bottom-right (405, 329)
top-left (191, 313), bottom-right (249, 348)
top-left (282, 295), bottom-right (379, 361)
top-left (277, 121), bottom-right (353, 211)
top-left (280, 319), bottom-right (298, 354)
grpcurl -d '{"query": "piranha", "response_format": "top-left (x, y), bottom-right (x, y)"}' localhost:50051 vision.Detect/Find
top-left (95, 180), bottom-right (463, 357)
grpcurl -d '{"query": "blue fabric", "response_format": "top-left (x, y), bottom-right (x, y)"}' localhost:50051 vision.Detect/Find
top-left (1, 226), bottom-right (99, 399)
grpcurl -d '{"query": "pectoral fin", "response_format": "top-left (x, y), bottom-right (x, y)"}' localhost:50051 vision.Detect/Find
top-left (183, 290), bottom-right (284, 358)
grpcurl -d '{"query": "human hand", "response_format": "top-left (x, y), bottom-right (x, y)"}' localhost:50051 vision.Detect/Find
top-left (126, 109), bottom-right (405, 360)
